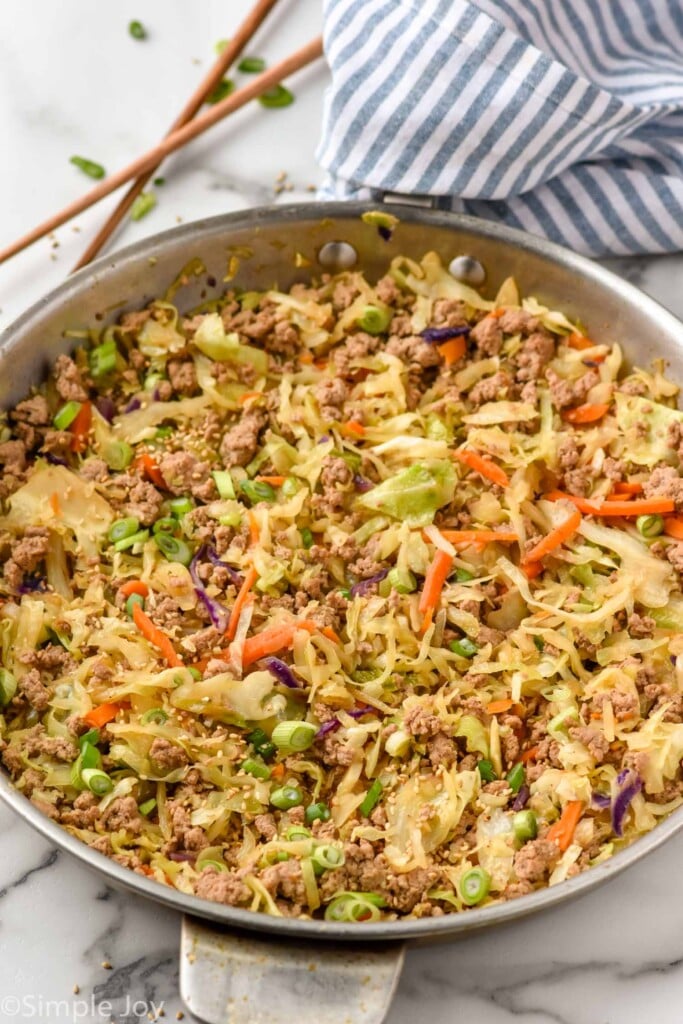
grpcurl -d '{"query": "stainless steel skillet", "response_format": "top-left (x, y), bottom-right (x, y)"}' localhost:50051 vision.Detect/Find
top-left (1, 202), bottom-right (683, 1024)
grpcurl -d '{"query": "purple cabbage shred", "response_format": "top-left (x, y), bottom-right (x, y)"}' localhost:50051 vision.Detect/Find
top-left (123, 396), bottom-right (141, 414)
top-left (354, 474), bottom-right (374, 493)
top-left (591, 792), bottom-right (611, 810)
top-left (264, 657), bottom-right (299, 689)
top-left (314, 705), bottom-right (374, 741)
top-left (421, 325), bottom-right (470, 344)
top-left (204, 545), bottom-right (244, 588)
top-left (512, 784), bottom-right (530, 811)
top-left (611, 769), bottom-right (642, 837)
top-left (44, 453), bottom-right (68, 467)
top-left (95, 396), bottom-right (116, 423)
top-left (189, 546), bottom-right (231, 632)
top-left (350, 570), bottom-right (389, 598)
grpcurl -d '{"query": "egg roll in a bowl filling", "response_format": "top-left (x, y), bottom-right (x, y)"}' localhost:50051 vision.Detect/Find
top-left (2, 246), bottom-right (683, 924)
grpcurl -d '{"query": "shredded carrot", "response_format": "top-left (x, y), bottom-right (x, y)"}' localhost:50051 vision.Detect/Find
top-left (486, 699), bottom-right (514, 714)
top-left (522, 561), bottom-right (544, 580)
top-left (489, 308), bottom-right (504, 319)
top-left (455, 448), bottom-right (510, 488)
top-left (567, 332), bottom-right (595, 350)
top-left (438, 529), bottom-right (518, 546)
top-left (238, 391), bottom-right (263, 405)
top-left (612, 482), bottom-right (643, 495)
top-left (270, 763), bottom-right (285, 780)
top-left (49, 492), bottom-right (61, 517)
top-left (84, 702), bottom-right (122, 729)
top-left (118, 580), bottom-right (149, 599)
top-left (70, 400), bottom-right (92, 453)
top-left (418, 549), bottom-right (454, 618)
top-left (321, 625), bottom-right (342, 645)
top-left (545, 490), bottom-right (674, 517)
top-left (340, 420), bottom-right (365, 438)
top-left (519, 745), bottom-right (540, 763)
top-left (226, 567), bottom-right (258, 641)
top-left (524, 508), bottom-right (582, 564)
top-left (314, 359), bottom-right (328, 370)
top-left (134, 453), bottom-right (168, 491)
top-left (438, 336), bottom-right (467, 366)
top-left (132, 603), bottom-right (182, 667)
top-left (248, 510), bottom-right (260, 547)
top-left (255, 475), bottom-right (286, 486)
top-left (562, 402), bottom-right (610, 425)
top-left (420, 608), bottom-right (434, 634)
top-left (241, 620), bottom-right (318, 668)
top-left (547, 800), bottom-right (583, 852)
top-left (664, 516), bottom-right (683, 541)
top-left (298, 352), bottom-right (313, 365)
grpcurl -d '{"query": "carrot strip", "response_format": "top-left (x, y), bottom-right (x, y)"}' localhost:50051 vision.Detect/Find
top-left (299, 352), bottom-right (313, 365)
top-left (438, 336), bottom-right (466, 366)
top-left (132, 603), bottom-right (182, 667)
top-left (612, 482), bottom-right (643, 495)
top-left (524, 508), bottom-right (582, 563)
top-left (567, 332), bottom-right (595, 351)
top-left (547, 800), bottom-right (583, 852)
top-left (118, 580), bottom-right (149, 599)
top-left (70, 400), bottom-right (92, 453)
top-left (418, 549), bottom-right (454, 616)
top-left (238, 391), bottom-right (263, 404)
top-left (226, 566), bottom-right (258, 641)
top-left (341, 420), bottom-right (365, 438)
top-left (420, 608), bottom-right (434, 634)
top-left (248, 510), bottom-right (260, 546)
top-left (270, 763), bottom-right (285, 780)
top-left (486, 699), bottom-right (514, 714)
top-left (255, 475), bottom-right (286, 486)
top-left (455, 449), bottom-right (509, 488)
top-left (545, 490), bottom-right (674, 517)
top-left (519, 745), bottom-right (540, 763)
top-left (84, 702), bottom-right (122, 729)
top-left (321, 626), bottom-right (342, 645)
top-left (438, 529), bottom-right (518, 545)
top-left (50, 492), bottom-right (61, 517)
top-left (562, 402), bottom-right (610, 425)
top-left (664, 517), bottom-right (683, 540)
top-left (522, 561), bottom-right (544, 580)
top-left (135, 453), bottom-right (168, 491)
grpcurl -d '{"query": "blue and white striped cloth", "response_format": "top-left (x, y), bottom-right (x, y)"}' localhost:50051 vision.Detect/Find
top-left (316, 0), bottom-right (683, 256)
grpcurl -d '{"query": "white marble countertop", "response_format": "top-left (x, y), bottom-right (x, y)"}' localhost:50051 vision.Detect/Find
top-left (2, 3), bottom-right (683, 1022)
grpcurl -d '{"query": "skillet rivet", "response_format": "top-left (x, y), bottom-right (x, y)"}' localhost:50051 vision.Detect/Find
top-left (318, 241), bottom-right (358, 270)
top-left (449, 255), bottom-right (486, 285)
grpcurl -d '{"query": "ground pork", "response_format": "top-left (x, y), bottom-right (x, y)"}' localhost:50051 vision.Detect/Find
top-left (563, 466), bottom-right (595, 496)
top-left (80, 458), bottom-right (109, 482)
top-left (644, 465), bottom-right (683, 512)
top-left (315, 378), bottom-right (348, 422)
top-left (195, 867), bottom-right (250, 905)
top-left (404, 704), bottom-right (442, 737)
top-left (23, 727), bottom-right (77, 762)
top-left (427, 732), bottom-right (456, 768)
top-left (158, 451), bottom-right (215, 501)
top-left (513, 838), bottom-right (560, 882)
top-left (468, 372), bottom-right (511, 406)
top-left (149, 737), bottom-right (189, 772)
top-left (253, 813), bottom-right (278, 840)
top-left (101, 796), bottom-right (143, 835)
top-left (0, 440), bottom-right (27, 476)
top-left (219, 410), bottom-right (266, 467)
top-left (268, 319), bottom-right (300, 358)
top-left (3, 526), bottom-right (51, 590)
top-left (568, 725), bottom-right (610, 763)
top-left (260, 859), bottom-right (307, 903)
top-left (515, 332), bottom-right (555, 382)
top-left (20, 644), bottom-right (74, 674)
top-left (558, 436), bottom-right (580, 469)
top-left (469, 315), bottom-right (502, 356)
top-left (53, 354), bottom-right (88, 402)
top-left (61, 791), bottom-right (101, 828)
top-left (385, 334), bottom-right (441, 368)
top-left (124, 479), bottom-right (164, 525)
top-left (628, 613), bottom-right (655, 638)
top-left (19, 668), bottom-right (51, 711)
top-left (546, 368), bottom-right (599, 409)
top-left (12, 394), bottom-right (50, 426)
top-left (167, 358), bottom-right (198, 396)
top-left (318, 732), bottom-right (354, 767)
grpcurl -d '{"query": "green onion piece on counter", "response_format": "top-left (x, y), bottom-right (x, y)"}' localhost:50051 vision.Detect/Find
top-left (70, 156), bottom-right (105, 180)
top-left (169, 496), bottom-right (194, 518)
top-left (141, 707), bottom-right (168, 725)
top-left (477, 759), bottom-right (497, 783)
top-left (386, 567), bottom-right (417, 594)
top-left (271, 720), bottom-right (317, 753)
top-left (214, 38), bottom-right (229, 54)
top-left (305, 801), bottom-right (331, 824)
top-left (270, 785), bottom-right (303, 810)
top-left (188, 667), bottom-right (202, 681)
top-left (637, 514), bottom-right (664, 538)
top-left (0, 668), bottom-right (18, 707)
top-left (356, 304), bottom-right (392, 335)
top-left (130, 192), bottom-right (157, 221)
top-left (300, 526), bottom-right (314, 549)
top-left (241, 757), bottom-right (272, 780)
top-left (281, 477), bottom-right (299, 498)
top-left (126, 593), bottom-right (145, 618)
top-left (104, 441), bottom-right (134, 471)
top-left (207, 78), bottom-right (235, 104)
top-left (311, 844), bottom-right (345, 875)
top-left (81, 768), bottom-right (113, 796)
top-left (450, 638), bottom-right (478, 659)
top-left (53, 400), bottom-right (82, 431)
top-left (359, 779), bottom-right (383, 817)
top-left (513, 810), bottom-right (538, 845)
top-left (240, 479), bottom-right (276, 504)
top-left (153, 517), bottom-right (177, 535)
top-left (213, 470), bottom-right (235, 499)
top-left (153, 177), bottom-right (165, 186)
top-left (285, 826), bottom-right (311, 841)
top-left (108, 517), bottom-right (140, 544)
top-left (89, 338), bottom-right (117, 377)
top-left (533, 635), bottom-right (545, 652)
top-left (238, 56), bottom-right (266, 73)
top-left (455, 568), bottom-right (475, 582)
top-left (78, 728), bottom-right (100, 750)
top-left (114, 528), bottom-right (150, 552)
top-left (259, 84), bottom-right (295, 108)
top-left (139, 798), bottom-right (157, 816)
top-left (460, 866), bottom-right (491, 906)
top-left (324, 891), bottom-right (387, 922)
top-left (506, 762), bottom-right (526, 794)
top-left (129, 20), bottom-right (146, 39)
top-left (154, 533), bottom-right (193, 566)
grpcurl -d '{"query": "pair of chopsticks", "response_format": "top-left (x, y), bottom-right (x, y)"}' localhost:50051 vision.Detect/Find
top-left (0, 0), bottom-right (323, 270)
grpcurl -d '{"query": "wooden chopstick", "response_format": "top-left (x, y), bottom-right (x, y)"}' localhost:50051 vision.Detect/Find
top-left (0, 36), bottom-right (323, 268)
top-left (72, 0), bottom-right (281, 271)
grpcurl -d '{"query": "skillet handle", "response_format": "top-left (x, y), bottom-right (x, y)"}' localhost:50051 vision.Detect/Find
top-left (180, 914), bottom-right (405, 1024)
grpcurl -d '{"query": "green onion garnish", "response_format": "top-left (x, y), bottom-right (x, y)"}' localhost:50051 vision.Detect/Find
top-left (213, 470), bottom-right (235, 499)
top-left (238, 56), bottom-right (266, 73)
top-left (169, 496), bottom-right (194, 518)
top-left (0, 668), bottom-right (18, 707)
top-left (108, 517), bottom-right (140, 544)
top-left (450, 638), bottom-right (478, 659)
top-left (300, 526), bottom-right (314, 549)
top-left (78, 728), bottom-right (100, 751)
top-left (126, 593), bottom-right (145, 618)
top-left (513, 809), bottom-right (538, 845)
top-left (188, 667), bottom-right (202, 681)
top-left (241, 757), bottom-right (272, 780)
top-left (455, 568), bottom-right (475, 582)
top-left (259, 85), bottom-right (294, 108)
top-left (285, 825), bottom-right (311, 841)
top-left (154, 533), bottom-right (193, 566)
top-left (103, 441), bottom-right (134, 471)
top-left (324, 891), bottom-right (387, 922)
top-left (139, 798), bottom-right (157, 816)
top-left (506, 762), bottom-right (526, 794)
top-left (81, 768), bottom-right (114, 796)
top-left (477, 759), bottom-right (497, 783)
top-left (53, 400), bottom-right (82, 431)
top-left (356, 304), bottom-right (392, 335)
top-left (240, 479), bottom-right (276, 504)
top-left (359, 779), bottom-right (383, 817)
top-left (114, 528), bottom-right (150, 552)
top-left (460, 866), bottom-right (491, 906)
top-left (130, 192), bottom-right (157, 221)
top-left (271, 720), bottom-right (317, 753)
top-left (637, 514), bottom-right (664, 538)
top-left (386, 567), bottom-right (417, 594)
top-left (128, 20), bottom-right (146, 40)
top-left (281, 477), bottom-right (299, 498)
top-left (70, 156), bottom-right (105, 180)
top-left (247, 727), bottom-right (277, 760)
top-left (305, 801), bottom-right (331, 824)
top-left (152, 517), bottom-right (177, 535)
top-left (533, 635), bottom-right (545, 652)
top-left (79, 741), bottom-right (101, 771)
top-left (144, 372), bottom-right (165, 392)
top-left (89, 338), bottom-right (117, 378)
top-left (207, 79), bottom-right (235, 105)
top-left (270, 785), bottom-right (303, 810)
top-left (311, 844), bottom-right (345, 875)
top-left (141, 707), bottom-right (168, 725)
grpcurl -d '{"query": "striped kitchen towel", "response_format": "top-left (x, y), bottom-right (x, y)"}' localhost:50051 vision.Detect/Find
top-left (316, 0), bottom-right (683, 256)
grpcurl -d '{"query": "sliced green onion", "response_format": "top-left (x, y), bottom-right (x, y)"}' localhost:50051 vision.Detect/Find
top-left (104, 441), bottom-right (134, 471)
top-left (155, 426), bottom-right (174, 439)
top-left (450, 638), bottom-right (478, 659)
top-left (460, 866), bottom-right (491, 906)
top-left (207, 78), bottom-right (235, 104)
top-left (359, 779), bottom-right (383, 817)
top-left (241, 757), bottom-right (272, 780)
top-left (81, 768), bottom-right (113, 796)
top-left (305, 802), bottom-right (331, 824)
top-left (141, 707), bottom-right (168, 725)
top-left (324, 891), bottom-right (387, 922)
top-left (139, 797), bottom-right (157, 816)
top-left (169, 496), bottom-right (194, 518)
top-left (126, 593), bottom-right (145, 617)
top-left (637, 514), bottom-right (664, 538)
top-left (114, 528), bottom-right (150, 552)
top-left (513, 809), bottom-right (538, 845)
top-left (506, 762), bottom-right (526, 794)
top-left (455, 568), bottom-right (475, 582)
top-left (247, 728), bottom-right (277, 760)
top-left (0, 668), bottom-right (18, 707)
top-left (108, 517), bottom-right (140, 544)
top-left (130, 193), bottom-right (157, 221)
top-left (300, 526), bottom-right (314, 549)
top-left (153, 177), bottom-right (165, 187)
top-left (271, 720), bottom-right (317, 753)
top-left (154, 533), bottom-right (193, 566)
top-left (386, 567), bottom-right (417, 594)
top-left (53, 400), bottom-right (82, 430)
top-left (533, 635), bottom-right (545, 652)
top-left (201, 859), bottom-right (229, 872)
top-left (270, 785), bottom-right (303, 810)
top-left (80, 741), bottom-right (101, 771)
top-left (259, 84), bottom-right (294, 108)
top-left (213, 470), bottom-right (235, 499)
top-left (477, 759), bottom-right (497, 783)
top-left (78, 728), bottom-right (100, 751)
top-left (338, 587), bottom-right (352, 601)
top-left (311, 844), bottom-right (345, 875)
top-left (129, 20), bottom-right (146, 39)
top-left (70, 156), bottom-right (105, 180)
top-left (89, 339), bottom-right (117, 377)
top-left (356, 304), bottom-right (392, 335)
top-left (188, 666), bottom-right (202, 681)
top-left (153, 517), bottom-right (177, 535)
top-left (240, 479), bottom-right (276, 504)
top-left (285, 826), bottom-right (311, 841)
top-left (238, 56), bottom-right (266, 73)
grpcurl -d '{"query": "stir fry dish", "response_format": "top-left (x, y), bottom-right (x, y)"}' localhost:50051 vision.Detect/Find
top-left (2, 246), bottom-right (683, 923)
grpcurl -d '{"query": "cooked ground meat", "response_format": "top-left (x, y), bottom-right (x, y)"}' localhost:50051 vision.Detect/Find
top-left (158, 451), bottom-right (215, 501)
top-left (513, 839), bottom-right (560, 882)
top-left (53, 354), bottom-right (88, 402)
top-left (3, 526), bottom-right (50, 590)
top-left (101, 797), bottom-right (143, 835)
top-left (220, 410), bottom-right (266, 467)
top-left (149, 737), bottom-right (189, 772)
top-left (195, 867), bottom-right (250, 905)
top-left (644, 465), bottom-right (683, 511)
top-left (124, 479), bottom-right (164, 525)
